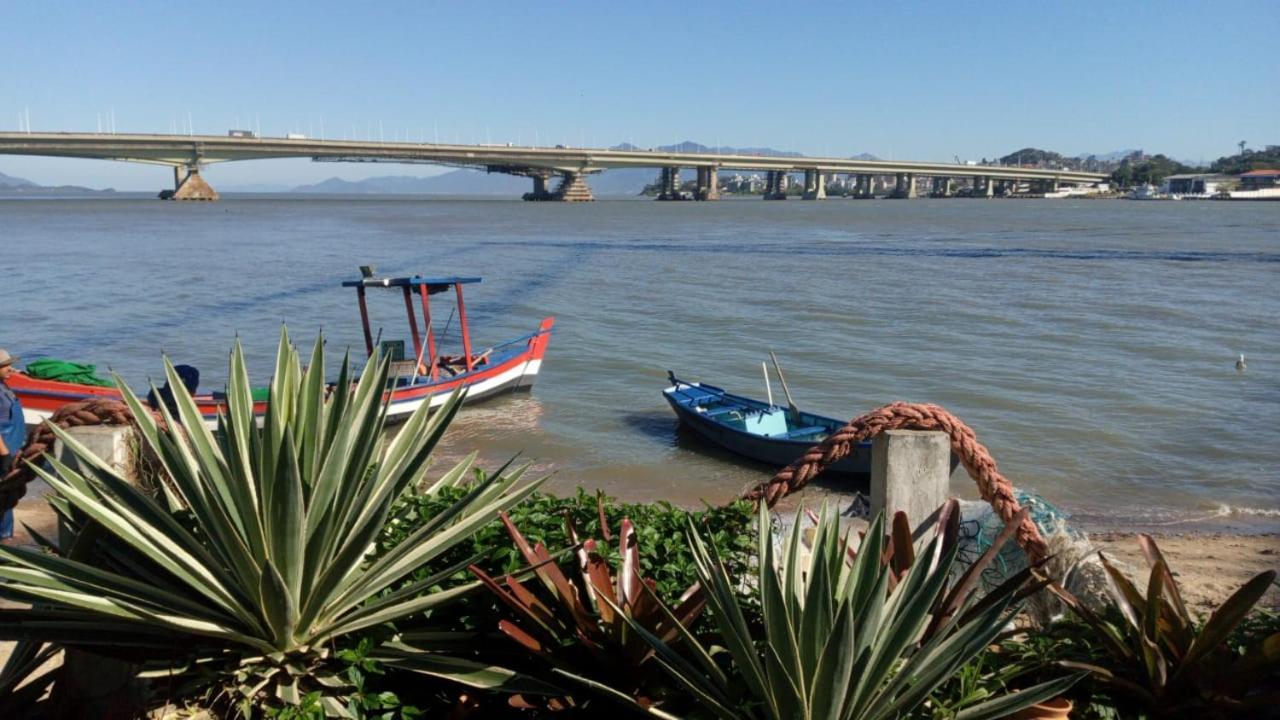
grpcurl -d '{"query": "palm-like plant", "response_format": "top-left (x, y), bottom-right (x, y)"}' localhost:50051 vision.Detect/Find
top-left (616, 503), bottom-right (1079, 720)
top-left (1052, 534), bottom-right (1280, 716)
top-left (0, 332), bottom-right (552, 716)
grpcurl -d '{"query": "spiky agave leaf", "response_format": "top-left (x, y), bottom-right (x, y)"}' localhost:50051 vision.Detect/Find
top-left (611, 502), bottom-right (1079, 720)
top-left (0, 330), bottom-right (550, 714)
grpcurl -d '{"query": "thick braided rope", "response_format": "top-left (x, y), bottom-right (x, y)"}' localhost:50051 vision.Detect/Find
top-left (743, 402), bottom-right (1048, 564)
top-left (0, 398), bottom-right (154, 513)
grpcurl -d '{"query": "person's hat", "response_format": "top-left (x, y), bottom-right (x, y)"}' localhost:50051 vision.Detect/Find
top-left (0, 349), bottom-right (17, 368)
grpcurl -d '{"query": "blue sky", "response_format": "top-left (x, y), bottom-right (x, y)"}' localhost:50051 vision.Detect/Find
top-left (2, 1), bottom-right (1276, 189)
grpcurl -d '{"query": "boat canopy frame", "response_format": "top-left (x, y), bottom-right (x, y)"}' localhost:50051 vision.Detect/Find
top-left (341, 274), bottom-right (482, 380)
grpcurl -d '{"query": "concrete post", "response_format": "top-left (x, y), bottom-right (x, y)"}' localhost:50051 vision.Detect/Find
top-left (858, 173), bottom-right (875, 198)
top-left (893, 172), bottom-right (907, 198)
top-left (54, 425), bottom-right (135, 479)
top-left (870, 430), bottom-right (951, 523)
top-left (942, 178), bottom-right (954, 197)
top-left (906, 173), bottom-right (918, 199)
top-left (48, 425), bottom-right (150, 719)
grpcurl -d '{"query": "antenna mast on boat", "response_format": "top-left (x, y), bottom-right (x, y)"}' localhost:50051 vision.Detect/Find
top-left (762, 361), bottom-right (774, 407)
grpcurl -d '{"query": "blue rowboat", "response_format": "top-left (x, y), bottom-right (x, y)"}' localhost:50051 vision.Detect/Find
top-left (663, 371), bottom-right (872, 476)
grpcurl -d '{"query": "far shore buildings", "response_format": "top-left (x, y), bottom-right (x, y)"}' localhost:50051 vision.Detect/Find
top-left (1230, 169), bottom-right (1280, 199)
top-left (1159, 173), bottom-right (1231, 197)
top-left (1239, 169), bottom-right (1280, 190)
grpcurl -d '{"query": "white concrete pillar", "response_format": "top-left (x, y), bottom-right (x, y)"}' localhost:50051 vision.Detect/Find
top-left (49, 424), bottom-right (150, 717)
top-left (870, 430), bottom-right (951, 523)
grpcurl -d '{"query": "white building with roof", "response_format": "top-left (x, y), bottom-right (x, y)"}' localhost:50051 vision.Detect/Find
top-left (1158, 173), bottom-right (1230, 199)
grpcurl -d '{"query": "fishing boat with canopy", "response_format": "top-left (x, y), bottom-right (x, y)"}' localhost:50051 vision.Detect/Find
top-left (343, 269), bottom-right (554, 420)
top-left (8, 269), bottom-right (554, 427)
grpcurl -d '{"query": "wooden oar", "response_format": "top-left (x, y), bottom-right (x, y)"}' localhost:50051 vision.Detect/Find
top-left (769, 350), bottom-right (801, 422)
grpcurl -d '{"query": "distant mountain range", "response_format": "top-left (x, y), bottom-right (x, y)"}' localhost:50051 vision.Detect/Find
top-left (289, 142), bottom-right (881, 196)
top-left (0, 169), bottom-right (113, 194)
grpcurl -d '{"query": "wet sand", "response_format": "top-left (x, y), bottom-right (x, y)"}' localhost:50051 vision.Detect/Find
top-left (1089, 531), bottom-right (1280, 613)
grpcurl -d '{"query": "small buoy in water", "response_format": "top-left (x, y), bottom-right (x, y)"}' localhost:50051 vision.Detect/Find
top-left (1236, 354), bottom-right (1247, 372)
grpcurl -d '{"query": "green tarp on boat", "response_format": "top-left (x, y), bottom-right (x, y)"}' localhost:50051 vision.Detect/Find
top-left (25, 359), bottom-right (114, 388)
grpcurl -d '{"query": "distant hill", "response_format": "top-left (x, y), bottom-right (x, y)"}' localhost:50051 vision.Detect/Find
top-left (290, 141), bottom-right (809, 196)
top-left (292, 168), bottom-right (661, 197)
top-left (1079, 149), bottom-right (1142, 163)
top-left (0, 170), bottom-right (35, 189)
top-left (0, 169), bottom-right (113, 194)
top-left (293, 171), bottom-right (531, 195)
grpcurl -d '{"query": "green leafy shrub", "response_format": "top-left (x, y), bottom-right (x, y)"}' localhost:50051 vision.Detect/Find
top-left (377, 486), bottom-right (756, 604)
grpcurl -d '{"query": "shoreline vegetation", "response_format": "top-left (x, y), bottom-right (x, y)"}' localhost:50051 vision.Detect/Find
top-left (2, 336), bottom-right (1276, 717)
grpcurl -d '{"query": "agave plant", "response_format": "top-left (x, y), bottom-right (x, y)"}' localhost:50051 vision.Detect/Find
top-left (0, 639), bottom-right (58, 713)
top-left (469, 510), bottom-right (707, 712)
top-left (606, 503), bottom-right (1079, 720)
top-left (1052, 534), bottom-right (1280, 716)
top-left (0, 331), bottom-right (553, 716)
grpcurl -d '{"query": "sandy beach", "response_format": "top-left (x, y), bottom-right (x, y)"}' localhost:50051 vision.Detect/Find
top-left (1089, 531), bottom-right (1280, 613)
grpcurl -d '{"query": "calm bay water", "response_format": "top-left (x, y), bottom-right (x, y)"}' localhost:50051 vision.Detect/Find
top-left (3, 195), bottom-right (1277, 531)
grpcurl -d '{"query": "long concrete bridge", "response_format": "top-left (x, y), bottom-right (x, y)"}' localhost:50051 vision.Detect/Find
top-left (0, 131), bottom-right (1107, 201)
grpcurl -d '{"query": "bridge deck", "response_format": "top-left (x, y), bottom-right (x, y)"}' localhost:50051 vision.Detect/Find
top-left (0, 132), bottom-right (1108, 184)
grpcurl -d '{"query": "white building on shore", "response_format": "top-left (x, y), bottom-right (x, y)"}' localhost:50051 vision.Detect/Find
top-left (1158, 173), bottom-right (1230, 199)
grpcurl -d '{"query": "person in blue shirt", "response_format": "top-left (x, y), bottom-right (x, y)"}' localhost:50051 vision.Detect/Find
top-left (0, 348), bottom-right (26, 544)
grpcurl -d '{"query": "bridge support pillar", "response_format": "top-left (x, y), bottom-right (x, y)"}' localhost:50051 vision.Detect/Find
top-left (764, 170), bottom-right (788, 200)
top-left (522, 172), bottom-right (556, 201)
top-left (802, 169), bottom-right (826, 200)
top-left (891, 172), bottom-right (908, 198)
top-left (694, 167), bottom-right (719, 200)
top-left (553, 172), bottom-right (594, 202)
top-left (905, 173), bottom-right (918, 199)
top-left (161, 165), bottom-right (218, 201)
top-left (657, 167), bottom-right (685, 200)
top-left (856, 174), bottom-right (875, 198)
